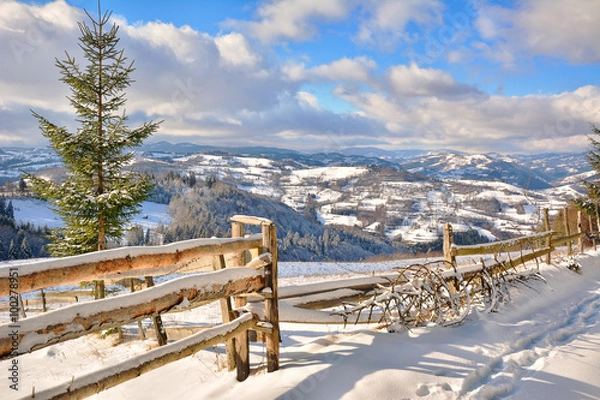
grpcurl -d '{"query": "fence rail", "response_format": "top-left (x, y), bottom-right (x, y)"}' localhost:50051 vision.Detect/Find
top-left (277, 208), bottom-right (590, 326)
top-left (0, 215), bottom-right (280, 399)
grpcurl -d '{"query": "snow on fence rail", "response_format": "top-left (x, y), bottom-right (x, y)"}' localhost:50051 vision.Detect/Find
top-left (276, 208), bottom-right (589, 327)
top-left (443, 207), bottom-right (587, 272)
top-left (0, 215), bottom-right (280, 399)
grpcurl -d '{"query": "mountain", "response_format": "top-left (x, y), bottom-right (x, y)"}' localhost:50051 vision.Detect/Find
top-left (3, 144), bottom-right (590, 251)
top-left (512, 152), bottom-right (590, 183)
top-left (400, 151), bottom-right (553, 189)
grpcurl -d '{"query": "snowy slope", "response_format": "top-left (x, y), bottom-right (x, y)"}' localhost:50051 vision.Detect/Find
top-left (1, 252), bottom-right (598, 399)
top-left (1, 146), bottom-right (588, 246)
top-left (11, 198), bottom-right (171, 230)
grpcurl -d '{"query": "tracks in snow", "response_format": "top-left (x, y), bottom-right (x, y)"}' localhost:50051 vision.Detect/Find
top-left (459, 288), bottom-right (600, 399)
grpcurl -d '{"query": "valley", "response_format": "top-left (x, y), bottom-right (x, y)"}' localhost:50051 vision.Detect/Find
top-left (3, 144), bottom-right (588, 251)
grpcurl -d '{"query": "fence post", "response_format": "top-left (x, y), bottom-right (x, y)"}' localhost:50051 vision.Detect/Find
top-left (443, 223), bottom-right (455, 268)
top-left (563, 207), bottom-right (572, 255)
top-left (589, 214), bottom-right (596, 251)
top-left (130, 279), bottom-right (146, 340)
top-left (262, 222), bottom-right (280, 373)
top-left (40, 289), bottom-right (47, 312)
top-left (577, 210), bottom-right (584, 254)
top-left (596, 201), bottom-right (600, 242)
top-left (231, 221), bottom-right (250, 381)
top-left (214, 254), bottom-right (236, 371)
top-left (145, 276), bottom-right (168, 346)
top-left (543, 208), bottom-right (551, 264)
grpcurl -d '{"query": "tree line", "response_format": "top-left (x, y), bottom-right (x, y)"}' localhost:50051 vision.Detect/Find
top-left (0, 197), bottom-right (51, 261)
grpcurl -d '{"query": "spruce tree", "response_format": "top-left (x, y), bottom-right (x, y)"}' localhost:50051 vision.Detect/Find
top-left (573, 124), bottom-right (600, 218)
top-left (6, 201), bottom-right (14, 221)
top-left (19, 237), bottom-right (32, 259)
top-left (26, 4), bottom-right (160, 256)
top-left (8, 240), bottom-right (18, 260)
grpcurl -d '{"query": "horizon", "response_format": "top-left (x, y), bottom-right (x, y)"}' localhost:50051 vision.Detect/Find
top-left (0, 139), bottom-right (587, 158)
top-left (1, 0), bottom-right (599, 154)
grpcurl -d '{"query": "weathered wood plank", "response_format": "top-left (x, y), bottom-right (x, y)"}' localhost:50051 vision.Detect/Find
top-left (0, 268), bottom-right (264, 359)
top-left (550, 231), bottom-right (586, 247)
top-left (452, 247), bottom-right (553, 281)
top-left (0, 234), bottom-right (263, 297)
top-left (278, 274), bottom-right (398, 299)
top-left (263, 223), bottom-right (280, 373)
top-left (230, 215), bottom-right (273, 226)
top-left (35, 313), bottom-right (257, 400)
top-left (214, 255), bottom-right (236, 371)
top-left (452, 231), bottom-right (553, 257)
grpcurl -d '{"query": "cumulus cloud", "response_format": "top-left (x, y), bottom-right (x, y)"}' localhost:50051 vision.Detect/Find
top-left (387, 63), bottom-right (483, 99)
top-left (284, 56), bottom-right (377, 83)
top-left (355, 0), bottom-right (444, 51)
top-left (223, 0), bottom-right (350, 43)
top-left (1, 0), bottom-right (599, 154)
top-left (215, 33), bottom-right (261, 68)
top-left (225, 0), bottom-right (445, 50)
top-left (476, 0), bottom-right (600, 64)
top-left (296, 92), bottom-right (321, 110)
top-left (336, 76), bottom-right (600, 153)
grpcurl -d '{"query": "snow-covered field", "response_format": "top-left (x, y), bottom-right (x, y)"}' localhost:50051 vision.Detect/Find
top-left (11, 198), bottom-right (171, 229)
top-left (1, 252), bottom-right (598, 399)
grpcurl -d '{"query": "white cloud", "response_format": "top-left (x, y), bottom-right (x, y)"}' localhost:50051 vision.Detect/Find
top-left (335, 75), bottom-right (600, 153)
top-left (120, 20), bottom-right (204, 64)
top-left (355, 0), bottom-right (444, 50)
top-left (224, 0), bottom-right (350, 43)
top-left (215, 32), bottom-right (261, 68)
top-left (387, 63), bottom-right (482, 98)
top-left (296, 91), bottom-right (320, 110)
top-left (1, 0), bottom-right (598, 154)
top-left (476, 0), bottom-right (600, 63)
top-left (285, 56), bottom-right (376, 83)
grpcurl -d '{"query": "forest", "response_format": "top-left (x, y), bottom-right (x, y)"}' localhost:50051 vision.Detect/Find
top-left (0, 196), bottom-right (50, 260)
top-left (146, 172), bottom-right (491, 262)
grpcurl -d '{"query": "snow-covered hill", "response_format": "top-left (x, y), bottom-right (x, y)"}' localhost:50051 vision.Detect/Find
top-left (140, 150), bottom-right (582, 243)
top-left (2, 145), bottom-right (589, 245)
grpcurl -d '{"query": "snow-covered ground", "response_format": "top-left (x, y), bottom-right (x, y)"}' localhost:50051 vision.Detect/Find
top-left (11, 198), bottom-right (171, 229)
top-left (1, 252), bottom-right (598, 399)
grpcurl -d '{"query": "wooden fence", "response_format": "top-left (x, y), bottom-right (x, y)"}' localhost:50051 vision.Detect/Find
top-left (274, 207), bottom-right (589, 325)
top-left (0, 215), bottom-right (279, 399)
top-left (443, 207), bottom-right (587, 274)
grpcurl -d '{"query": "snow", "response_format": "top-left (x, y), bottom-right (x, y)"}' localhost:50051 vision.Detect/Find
top-left (1, 267), bottom-right (263, 355)
top-left (12, 199), bottom-right (171, 230)
top-left (288, 166), bottom-right (368, 185)
top-left (0, 234), bottom-right (262, 282)
top-left (0, 251), bottom-right (598, 399)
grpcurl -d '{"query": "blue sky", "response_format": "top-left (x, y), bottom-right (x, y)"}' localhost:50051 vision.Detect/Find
top-left (1, 0), bottom-right (600, 154)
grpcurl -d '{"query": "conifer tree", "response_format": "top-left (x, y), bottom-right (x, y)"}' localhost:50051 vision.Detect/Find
top-left (6, 201), bottom-right (14, 221)
top-left (8, 239), bottom-right (17, 260)
top-left (573, 124), bottom-right (600, 219)
top-left (19, 237), bottom-right (32, 259)
top-left (26, 4), bottom-right (160, 256)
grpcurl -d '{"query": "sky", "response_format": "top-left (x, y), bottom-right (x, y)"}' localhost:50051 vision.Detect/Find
top-left (1, 0), bottom-right (600, 154)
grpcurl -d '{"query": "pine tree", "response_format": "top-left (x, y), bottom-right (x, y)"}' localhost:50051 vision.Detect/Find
top-left (144, 228), bottom-right (151, 245)
top-left (573, 125), bottom-right (600, 218)
top-left (26, 4), bottom-right (160, 256)
top-left (6, 201), bottom-right (14, 221)
top-left (19, 237), bottom-right (32, 259)
top-left (8, 239), bottom-right (18, 260)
